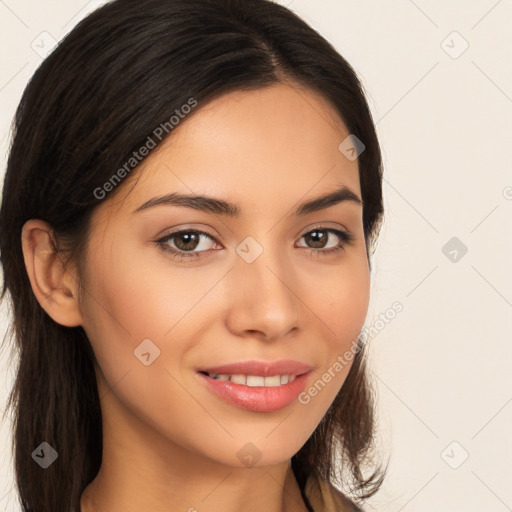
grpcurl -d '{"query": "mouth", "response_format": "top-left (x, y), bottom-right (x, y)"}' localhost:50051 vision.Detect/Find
top-left (195, 360), bottom-right (313, 412)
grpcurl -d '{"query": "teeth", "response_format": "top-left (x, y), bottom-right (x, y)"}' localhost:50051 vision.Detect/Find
top-left (263, 375), bottom-right (281, 387)
top-left (230, 374), bottom-right (246, 385)
top-left (247, 375), bottom-right (265, 386)
top-left (208, 373), bottom-right (298, 386)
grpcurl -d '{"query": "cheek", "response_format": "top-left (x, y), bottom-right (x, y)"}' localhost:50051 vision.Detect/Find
top-left (304, 251), bottom-right (370, 347)
top-left (79, 237), bottom-right (227, 388)
top-left (295, 255), bottom-right (369, 408)
top-left (82, 232), bottom-right (207, 337)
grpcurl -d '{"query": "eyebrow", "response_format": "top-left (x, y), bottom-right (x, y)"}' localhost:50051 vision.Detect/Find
top-left (131, 184), bottom-right (363, 217)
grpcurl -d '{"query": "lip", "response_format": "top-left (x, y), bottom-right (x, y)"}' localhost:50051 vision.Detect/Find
top-left (196, 359), bottom-right (314, 413)
top-left (196, 359), bottom-right (313, 377)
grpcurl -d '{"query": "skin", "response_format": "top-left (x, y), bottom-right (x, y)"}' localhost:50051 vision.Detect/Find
top-left (21, 82), bottom-right (370, 512)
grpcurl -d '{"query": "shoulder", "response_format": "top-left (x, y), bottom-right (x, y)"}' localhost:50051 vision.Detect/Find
top-left (304, 472), bottom-right (363, 512)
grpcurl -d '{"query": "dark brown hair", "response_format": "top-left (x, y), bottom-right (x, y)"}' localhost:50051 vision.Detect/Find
top-left (0, 0), bottom-right (386, 510)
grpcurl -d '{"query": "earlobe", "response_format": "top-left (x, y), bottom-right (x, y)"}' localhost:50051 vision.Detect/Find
top-left (21, 219), bottom-right (84, 327)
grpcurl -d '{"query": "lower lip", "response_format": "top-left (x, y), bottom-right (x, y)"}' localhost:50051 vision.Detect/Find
top-left (197, 371), bottom-right (312, 412)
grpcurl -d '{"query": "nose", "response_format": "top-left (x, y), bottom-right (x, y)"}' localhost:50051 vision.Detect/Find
top-left (224, 242), bottom-right (300, 342)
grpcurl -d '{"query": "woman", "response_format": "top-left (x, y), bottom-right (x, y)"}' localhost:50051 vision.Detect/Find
top-left (0, 0), bottom-right (387, 511)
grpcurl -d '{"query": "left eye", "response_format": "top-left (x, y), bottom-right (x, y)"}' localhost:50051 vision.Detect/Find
top-left (296, 228), bottom-right (351, 252)
top-left (155, 226), bottom-right (354, 261)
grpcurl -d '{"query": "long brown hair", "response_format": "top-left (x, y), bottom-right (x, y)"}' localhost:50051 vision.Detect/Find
top-left (0, 1), bottom-right (386, 510)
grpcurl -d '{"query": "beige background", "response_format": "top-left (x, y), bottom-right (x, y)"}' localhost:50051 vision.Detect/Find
top-left (1, 1), bottom-right (511, 510)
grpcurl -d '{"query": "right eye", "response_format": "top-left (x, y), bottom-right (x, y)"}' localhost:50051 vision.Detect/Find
top-left (155, 229), bottom-right (222, 261)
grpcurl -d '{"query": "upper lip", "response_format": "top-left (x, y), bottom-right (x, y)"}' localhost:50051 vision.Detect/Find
top-left (197, 359), bottom-right (313, 377)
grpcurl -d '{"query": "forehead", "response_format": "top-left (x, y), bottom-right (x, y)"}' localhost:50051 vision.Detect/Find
top-left (97, 83), bottom-right (360, 221)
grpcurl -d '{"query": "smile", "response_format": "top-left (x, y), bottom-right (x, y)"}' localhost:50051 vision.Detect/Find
top-left (197, 370), bottom-right (312, 412)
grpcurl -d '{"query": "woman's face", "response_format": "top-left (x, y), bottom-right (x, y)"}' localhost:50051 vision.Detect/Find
top-left (78, 83), bottom-right (370, 468)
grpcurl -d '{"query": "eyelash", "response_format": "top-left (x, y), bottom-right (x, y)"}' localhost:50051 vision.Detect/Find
top-left (155, 226), bottom-right (355, 262)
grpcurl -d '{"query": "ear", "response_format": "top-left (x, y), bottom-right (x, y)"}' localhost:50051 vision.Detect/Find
top-left (21, 219), bottom-right (84, 327)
